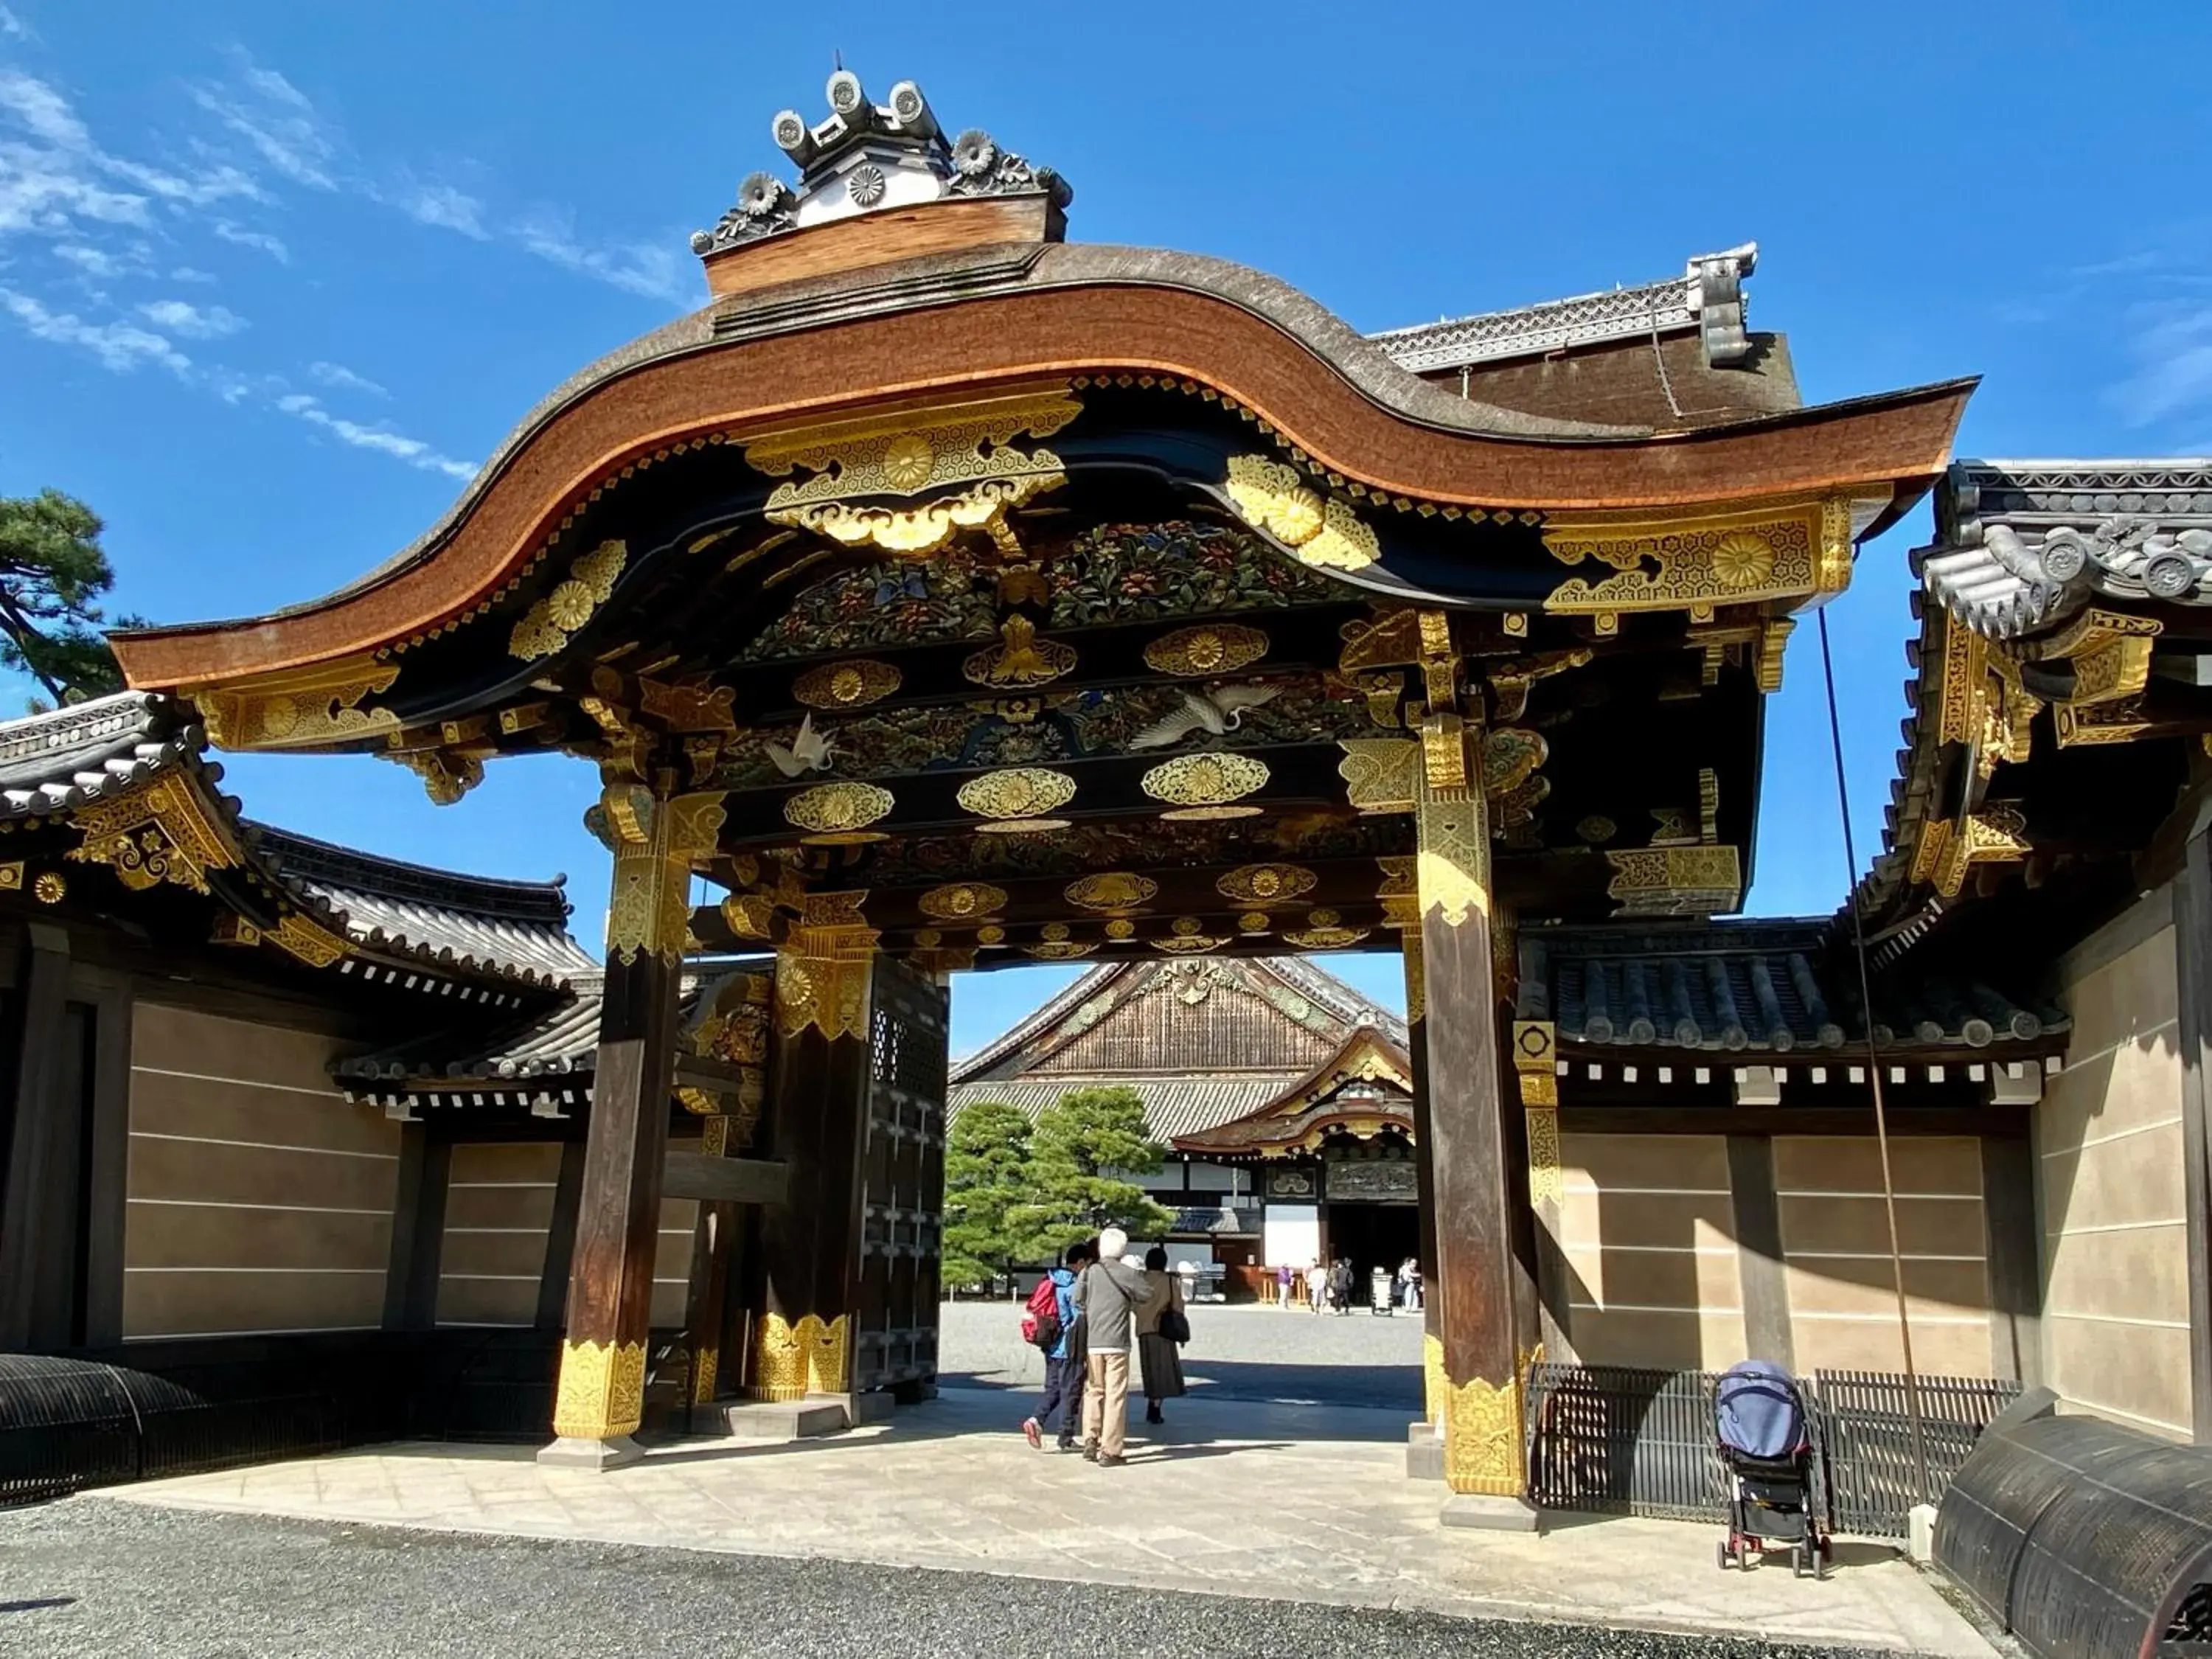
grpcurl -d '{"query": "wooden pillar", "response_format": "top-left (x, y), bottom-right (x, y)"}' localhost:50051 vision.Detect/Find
top-left (1510, 1011), bottom-right (1571, 1364)
top-left (0, 922), bottom-right (76, 1350)
top-left (1411, 731), bottom-right (1537, 1526)
top-left (1389, 908), bottom-right (1447, 1424)
top-left (2171, 828), bottom-right (2212, 1442)
top-left (1727, 1133), bottom-right (1795, 1370)
top-left (1980, 1135), bottom-right (2039, 1385)
top-left (677, 970), bottom-right (771, 1413)
top-left (536, 1137), bottom-right (588, 1331)
top-left (540, 785), bottom-right (723, 1470)
top-left (79, 973), bottom-right (132, 1349)
top-left (681, 1114), bottom-right (743, 1416)
top-left (748, 893), bottom-right (875, 1405)
top-left (383, 1122), bottom-right (451, 1332)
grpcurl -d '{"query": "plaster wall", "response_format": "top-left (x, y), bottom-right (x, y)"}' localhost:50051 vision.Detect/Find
top-left (121, 1003), bottom-right (399, 1338)
top-left (437, 1141), bottom-right (558, 1327)
top-left (2035, 886), bottom-right (2194, 1439)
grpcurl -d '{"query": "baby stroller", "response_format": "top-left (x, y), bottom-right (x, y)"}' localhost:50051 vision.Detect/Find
top-left (1712, 1359), bottom-right (1832, 1579)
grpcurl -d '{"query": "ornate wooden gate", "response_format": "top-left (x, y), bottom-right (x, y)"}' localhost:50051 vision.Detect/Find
top-left (856, 958), bottom-right (947, 1398)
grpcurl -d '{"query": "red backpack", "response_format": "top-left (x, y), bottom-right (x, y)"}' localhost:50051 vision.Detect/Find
top-left (1020, 1276), bottom-right (1063, 1351)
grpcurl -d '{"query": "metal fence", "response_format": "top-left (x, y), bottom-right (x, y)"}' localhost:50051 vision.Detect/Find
top-left (1525, 1362), bottom-right (2021, 1538)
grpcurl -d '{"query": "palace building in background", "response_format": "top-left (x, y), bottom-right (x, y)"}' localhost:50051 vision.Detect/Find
top-left (0, 70), bottom-right (2199, 1535)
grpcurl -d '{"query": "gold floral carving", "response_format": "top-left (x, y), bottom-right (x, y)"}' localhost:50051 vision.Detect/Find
top-left (1217, 863), bottom-right (1316, 904)
top-left (1604, 846), bottom-right (1742, 917)
top-left (1414, 728), bottom-right (1490, 930)
top-left (1423, 1332), bottom-right (1447, 1425)
top-left (962, 616), bottom-right (1076, 689)
top-left (189, 655), bottom-right (402, 753)
top-left (958, 768), bottom-right (1077, 820)
top-left (510, 540), bottom-right (627, 659)
top-left (1486, 647), bottom-right (1591, 722)
top-left (551, 1338), bottom-right (648, 1439)
top-left (976, 925), bottom-right (1006, 945)
top-left (1237, 911), bottom-right (1270, 933)
top-left (1224, 455), bottom-right (1380, 571)
top-left (32, 871), bottom-right (64, 904)
top-left (919, 881), bottom-right (1009, 921)
top-left (1443, 1371), bottom-right (1527, 1498)
top-left (1144, 624), bottom-right (1270, 678)
top-left (1026, 939), bottom-right (1097, 961)
top-left (1337, 737), bottom-right (1422, 813)
top-left (604, 790), bottom-right (726, 964)
top-left (0, 863), bottom-right (20, 893)
top-left (1541, 501), bottom-right (1832, 613)
top-left (1106, 918), bottom-right (1138, 940)
top-left (1141, 751), bottom-right (1268, 808)
top-left (691, 1344), bottom-right (720, 1405)
top-left (1480, 728), bottom-right (1548, 799)
top-left (721, 892), bottom-right (776, 939)
top-left (784, 781), bottom-right (894, 843)
top-left (388, 748), bottom-right (484, 806)
top-left (793, 658), bottom-right (902, 710)
top-left (268, 914), bottom-right (350, 969)
top-left (745, 389), bottom-right (1079, 559)
top-left (750, 1312), bottom-right (852, 1401)
top-left (1756, 619), bottom-right (1795, 694)
top-left (1918, 807), bottom-right (2031, 898)
top-left (1284, 908), bottom-right (1368, 949)
top-left (1065, 872), bottom-right (1158, 912)
top-left (67, 776), bottom-right (237, 894)
top-left (775, 893), bottom-right (875, 1042)
top-left (1526, 1103), bottom-right (1563, 1206)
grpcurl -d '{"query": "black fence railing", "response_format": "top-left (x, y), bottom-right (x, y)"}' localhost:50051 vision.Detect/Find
top-left (1525, 1363), bottom-right (2020, 1539)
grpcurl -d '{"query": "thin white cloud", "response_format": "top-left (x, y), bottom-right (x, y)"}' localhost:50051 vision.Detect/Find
top-left (308, 358), bottom-right (386, 397)
top-left (211, 217), bottom-right (287, 262)
top-left (169, 264), bottom-right (215, 282)
top-left (391, 177), bottom-right (487, 239)
top-left (139, 296), bottom-right (243, 338)
top-left (2113, 303), bottom-right (2212, 428)
top-left (0, 6), bottom-right (27, 39)
top-left (0, 285), bottom-right (189, 373)
top-left (275, 391), bottom-right (474, 481)
top-left (54, 240), bottom-right (125, 277)
top-left (510, 207), bottom-right (689, 304)
top-left (189, 57), bottom-right (336, 191)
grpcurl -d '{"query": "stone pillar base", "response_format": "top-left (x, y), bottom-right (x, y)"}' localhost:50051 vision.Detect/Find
top-left (535, 1434), bottom-right (644, 1471)
top-left (1439, 1492), bottom-right (1540, 1531)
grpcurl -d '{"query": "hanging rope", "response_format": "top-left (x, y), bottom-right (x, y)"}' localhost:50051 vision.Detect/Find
top-left (1817, 606), bottom-right (1935, 1505)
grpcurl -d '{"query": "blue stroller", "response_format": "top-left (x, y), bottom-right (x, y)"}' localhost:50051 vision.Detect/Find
top-left (1713, 1360), bottom-right (1831, 1579)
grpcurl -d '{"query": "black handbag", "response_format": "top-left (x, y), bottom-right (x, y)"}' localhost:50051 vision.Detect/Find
top-left (1158, 1304), bottom-right (1191, 1345)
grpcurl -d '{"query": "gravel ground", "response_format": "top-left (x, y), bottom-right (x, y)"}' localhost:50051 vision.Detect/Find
top-left (0, 1499), bottom-right (1920, 1659)
top-left (939, 1296), bottom-right (1425, 1410)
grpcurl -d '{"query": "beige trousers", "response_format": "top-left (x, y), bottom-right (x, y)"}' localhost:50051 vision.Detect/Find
top-left (1082, 1351), bottom-right (1130, 1457)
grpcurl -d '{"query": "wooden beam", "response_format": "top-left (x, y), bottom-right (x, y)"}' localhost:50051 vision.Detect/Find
top-left (1980, 1135), bottom-right (2040, 1386)
top-left (1726, 1134), bottom-right (1793, 1371)
top-left (79, 971), bottom-right (133, 1349)
top-left (382, 1122), bottom-right (450, 1332)
top-left (662, 1153), bottom-right (790, 1206)
top-left (537, 1138), bottom-right (588, 1331)
top-left (0, 922), bottom-right (74, 1349)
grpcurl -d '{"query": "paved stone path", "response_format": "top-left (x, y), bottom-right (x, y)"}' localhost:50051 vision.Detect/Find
top-left (94, 1383), bottom-right (1994, 1657)
top-left (941, 1295), bottom-right (1426, 1411)
top-left (0, 1498), bottom-right (1975, 1659)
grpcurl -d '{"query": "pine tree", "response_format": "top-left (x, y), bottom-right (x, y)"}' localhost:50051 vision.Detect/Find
top-left (941, 1098), bottom-right (1037, 1291)
top-left (0, 489), bottom-right (143, 708)
top-left (1014, 1084), bottom-right (1176, 1259)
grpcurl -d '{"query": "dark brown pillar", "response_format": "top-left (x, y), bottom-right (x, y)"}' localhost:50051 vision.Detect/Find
top-left (0, 923), bottom-right (76, 1350)
top-left (80, 973), bottom-right (132, 1349)
top-left (541, 787), bottom-right (723, 1469)
top-left (748, 894), bottom-right (875, 1404)
top-left (681, 1116), bottom-right (742, 1416)
top-left (1390, 905), bottom-right (1447, 1424)
top-left (1412, 739), bottom-right (1537, 1523)
top-left (1728, 1133), bottom-right (1795, 1370)
top-left (383, 1122), bottom-right (451, 1332)
top-left (2172, 830), bottom-right (2212, 1442)
top-left (1980, 1135), bottom-right (2039, 1385)
top-left (536, 1137), bottom-right (588, 1331)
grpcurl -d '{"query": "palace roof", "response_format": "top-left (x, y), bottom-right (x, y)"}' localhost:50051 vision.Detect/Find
top-left (948, 956), bottom-right (1406, 1143)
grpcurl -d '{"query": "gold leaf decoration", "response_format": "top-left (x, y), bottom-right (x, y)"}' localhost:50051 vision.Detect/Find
top-left (1217, 862), bottom-right (1315, 904)
top-left (918, 881), bottom-right (1009, 921)
top-left (552, 1338), bottom-right (648, 1439)
top-left (1141, 751), bottom-right (1268, 808)
top-left (783, 781), bottom-right (894, 837)
top-left (750, 1312), bottom-right (850, 1402)
top-left (1159, 804), bottom-right (1262, 822)
top-left (510, 539), bottom-right (627, 660)
top-left (1237, 911), bottom-right (1270, 933)
top-left (961, 615), bottom-right (1076, 689)
top-left (32, 872), bottom-right (66, 904)
top-left (1224, 456), bottom-right (1378, 571)
top-left (1105, 918), bottom-right (1136, 940)
top-left (1064, 872), bottom-right (1158, 912)
top-left (957, 768), bottom-right (1076, 820)
top-left (1144, 624), bottom-right (1270, 678)
top-left (793, 658), bottom-right (901, 709)
top-left (974, 816), bottom-right (1071, 835)
top-left (1026, 940), bottom-right (1097, 961)
top-left (1284, 907), bottom-right (1370, 950)
top-left (1712, 529), bottom-right (1778, 588)
top-left (976, 925), bottom-right (1006, 945)
top-left (1154, 915), bottom-right (1228, 955)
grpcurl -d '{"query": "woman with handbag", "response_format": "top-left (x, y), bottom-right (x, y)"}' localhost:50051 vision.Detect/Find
top-left (1135, 1246), bottom-right (1189, 1425)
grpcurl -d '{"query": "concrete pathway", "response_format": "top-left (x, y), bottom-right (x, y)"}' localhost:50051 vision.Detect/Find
top-left (107, 1386), bottom-right (1993, 1657)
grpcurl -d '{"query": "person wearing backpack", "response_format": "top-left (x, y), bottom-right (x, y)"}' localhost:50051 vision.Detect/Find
top-left (1021, 1240), bottom-right (1091, 1452)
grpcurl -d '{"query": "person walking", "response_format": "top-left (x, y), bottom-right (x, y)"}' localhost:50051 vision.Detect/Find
top-left (1305, 1260), bottom-right (1327, 1315)
top-left (1073, 1225), bottom-right (1152, 1467)
top-left (1330, 1256), bottom-right (1354, 1317)
top-left (1135, 1246), bottom-right (1188, 1425)
top-left (1276, 1262), bottom-right (1294, 1309)
top-left (1022, 1241), bottom-right (1091, 1452)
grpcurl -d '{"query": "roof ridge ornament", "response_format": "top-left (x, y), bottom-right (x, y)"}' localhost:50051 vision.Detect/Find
top-left (690, 71), bottom-right (1072, 260)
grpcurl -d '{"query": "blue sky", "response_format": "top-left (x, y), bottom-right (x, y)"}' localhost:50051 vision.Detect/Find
top-left (2, 1), bottom-right (2206, 1052)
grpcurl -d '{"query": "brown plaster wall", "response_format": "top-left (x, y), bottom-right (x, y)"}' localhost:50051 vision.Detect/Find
top-left (2036, 887), bottom-right (2194, 1438)
top-left (436, 1141), bottom-right (559, 1327)
top-left (1540, 1128), bottom-right (2002, 1377)
top-left (122, 1003), bottom-right (399, 1339)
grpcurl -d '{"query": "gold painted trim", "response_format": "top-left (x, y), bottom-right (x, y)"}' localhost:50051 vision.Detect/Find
top-left (551, 1338), bottom-right (648, 1439)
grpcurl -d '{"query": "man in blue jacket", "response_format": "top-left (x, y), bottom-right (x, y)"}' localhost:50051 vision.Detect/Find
top-left (1023, 1239), bottom-right (1091, 1451)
